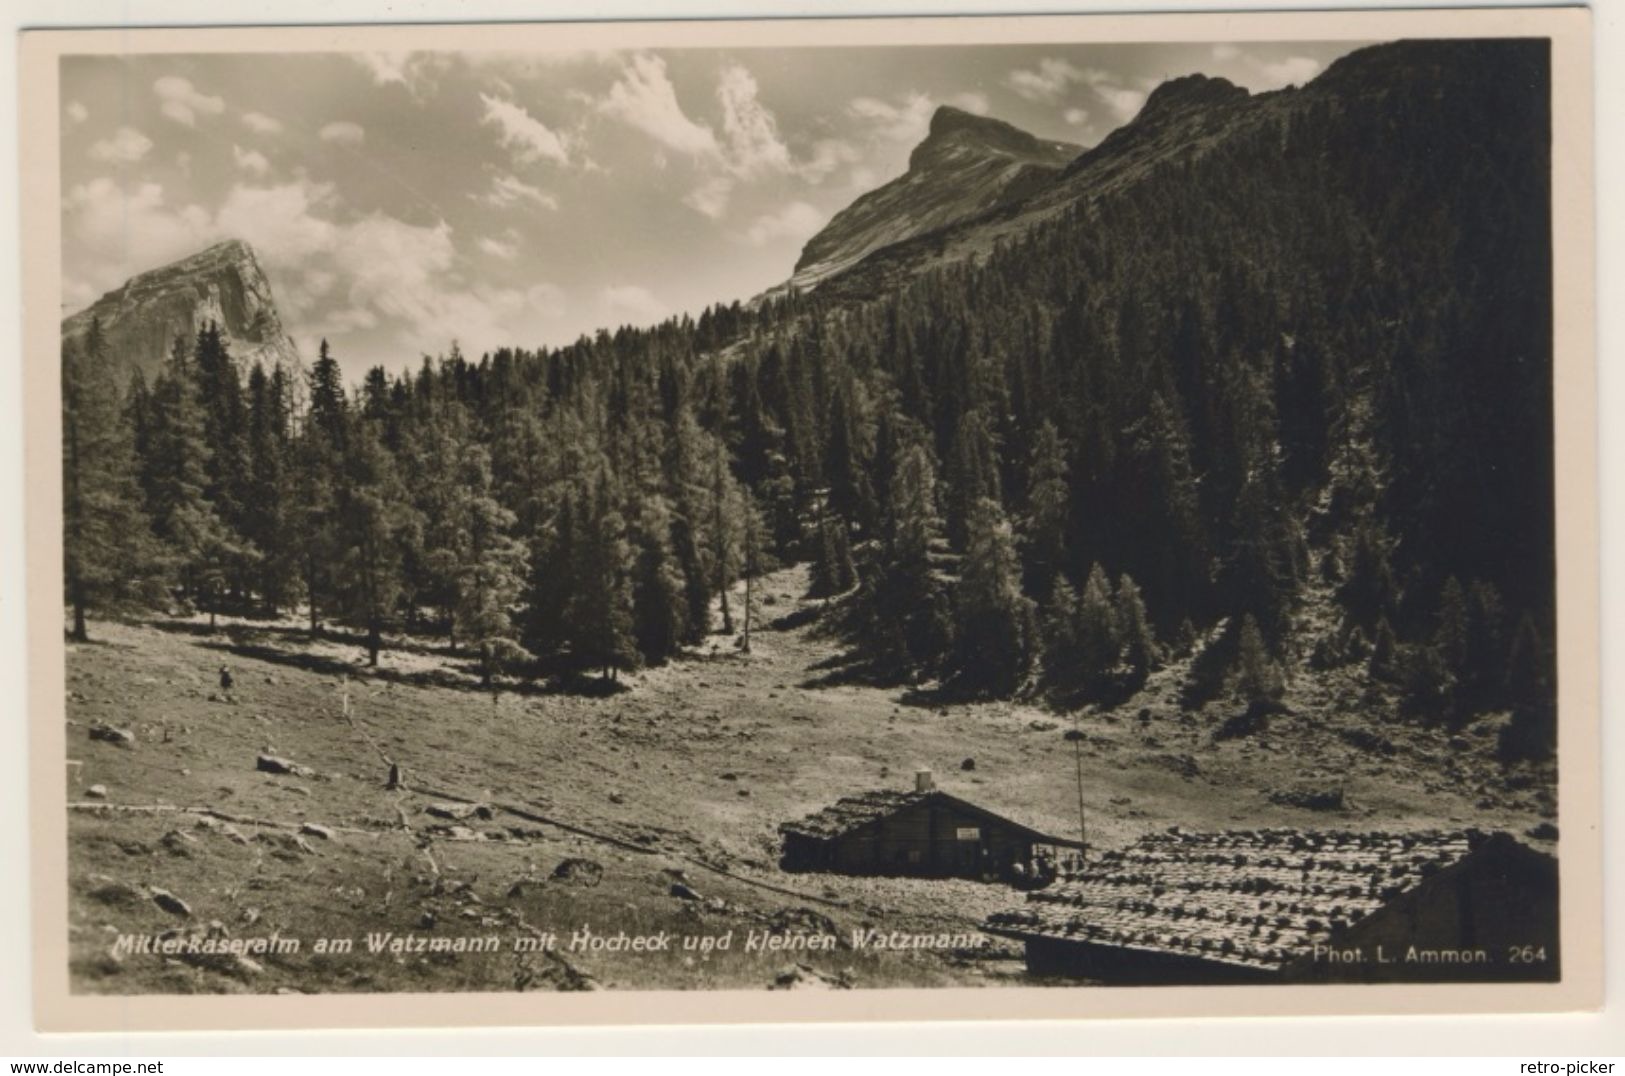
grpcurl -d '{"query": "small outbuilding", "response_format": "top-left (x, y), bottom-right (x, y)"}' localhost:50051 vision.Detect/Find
top-left (779, 770), bottom-right (1085, 882)
top-left (984, 827), bottom-right (1558, 984)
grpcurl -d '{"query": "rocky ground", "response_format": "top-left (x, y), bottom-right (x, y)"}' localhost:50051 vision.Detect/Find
top-left (62, 564), bottom-right (1556, 995)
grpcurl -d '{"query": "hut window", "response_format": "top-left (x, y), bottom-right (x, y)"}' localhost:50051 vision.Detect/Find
top-left (956, 827), bottom-right (981, 841)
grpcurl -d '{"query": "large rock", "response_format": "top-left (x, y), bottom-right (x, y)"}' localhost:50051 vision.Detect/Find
top-left (62, 239), bottom-right (302, 385)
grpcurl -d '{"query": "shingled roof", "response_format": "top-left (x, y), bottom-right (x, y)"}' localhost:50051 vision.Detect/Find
top-left (780, 790), bottom-right (931, 841)
top-left (780, 789), bottom-right (1083, 847)
top-left (985, 827), bottom-right (1496, 973)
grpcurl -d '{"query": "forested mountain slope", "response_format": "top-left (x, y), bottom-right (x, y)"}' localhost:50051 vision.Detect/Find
top-left (62, 38), bottom-right (1555, 755)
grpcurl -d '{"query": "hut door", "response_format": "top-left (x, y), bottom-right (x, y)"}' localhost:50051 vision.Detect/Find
top-left (954, 825), bottom-right (983, 876)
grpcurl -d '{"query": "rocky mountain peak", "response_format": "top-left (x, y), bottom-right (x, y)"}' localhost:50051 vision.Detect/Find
top-left (911, 105), bottom-right (1081, 170)
top-left (782, 108), bottom-right (1079, 293)
top-left (1135, 74), bottom-right (1250, 122)
top-left (62, 238), bottom-right (302, 384)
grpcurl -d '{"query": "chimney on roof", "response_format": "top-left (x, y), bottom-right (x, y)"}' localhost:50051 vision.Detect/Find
top-left (915, 768), bottom-right (935, 793)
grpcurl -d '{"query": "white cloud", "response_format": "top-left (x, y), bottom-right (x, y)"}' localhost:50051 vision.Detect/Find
top-left (798, 137), bottom-right (862, 184)
top-left (479, 93), bottom-right (571, 167)
top-left (214, 178), bottom-right (340, 282)
top-left (475, 172), bottom-right (559, 210)
top-left (64, 178), bottom-right (212, 298)
top-left (319, 121), bottom-right (366, 147)
top-left (1006, 58), bottom-right (1087, 105)
top-left (241, 111), bottom-right (284, 135)
top-left (232, 145), bottom-right (270, 177)
top-left (88, 126), bottom-right (153, 164)
top-left (1063, 108), bottom-right (1090, 127)
top-left (716, 63), bottom-right (791, 179)
top-left (1256, 56), bottom-right (1322, 88)
top-left (951, 92), bottom-right (991, 116)
top-left (349, 52), bottom-right (449, 97)
top-left (599, 284), bottom-right (667, 325)
top-left (1080, 68), bottom-right (1148, 122)
top-left (849, 92), bottom-right (935, 144)
top-left (742, 201), bottom-right (824, 247)
top-left (683, 176), bottom-right (733, 220)
top-left (477, 232), bottom-right (520, 260)
top-left (153, 76), bottom-right (224, 126)
top-left (1212, 44), bottom-right (1242, 61)
top-left (599, 53), bottom-right (720, 159)
top-left (66, 100), bottom-right (88, 124)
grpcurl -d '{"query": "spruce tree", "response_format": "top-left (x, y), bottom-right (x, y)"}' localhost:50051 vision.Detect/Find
top-left (951, 497), bottom-right (1037, 695)
top-left (1023, 419), bottom-right (1069, 595)
top-left (62, 323), bottom-right (162, 638)
top-left (334, 419), bottom-right (417, 665)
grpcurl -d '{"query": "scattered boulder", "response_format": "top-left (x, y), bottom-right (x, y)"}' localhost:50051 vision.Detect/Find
top-left (256, 754), bottom-right (314, 778)
top-left (256, 832), bottom-right (318, 858)
top-left (960, 758), bottom-right (976, 771)
top-left (769, 962), bottom-right (852, 990)
top-left (1268, 786), bottom-right (1346, 812)
top-left (550, 858), bottom-right (603, 887)
top-left (425, 802), bottom-right (493, 822)
top-left (88, 725), bottom-right (136, 748)
top-left (160, 829), bottom-right (201, 857)
top-left (150, 888), bottom-right (192, 918)
top-left (193, 817), bottom-right (249, 845)
top-left (1028, 719), bottom-right (1058, 732)
top-left (88, 880), bottom-right (143, 908)
top-left (299, 823), bottom-right (336, 841)
top-left (608, 792), bottom-right (625, 805)
top-left (85, 785), bottom-right (108, 800)
top-left (670, 882), bottom-right (703, 901)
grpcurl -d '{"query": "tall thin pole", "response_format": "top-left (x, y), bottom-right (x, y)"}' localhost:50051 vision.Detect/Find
top-left (1072, 711), bottom-right (1087, 861)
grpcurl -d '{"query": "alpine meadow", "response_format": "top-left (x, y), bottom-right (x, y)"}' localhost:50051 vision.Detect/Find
top-left (55, 35), bottom-right (1563, 997)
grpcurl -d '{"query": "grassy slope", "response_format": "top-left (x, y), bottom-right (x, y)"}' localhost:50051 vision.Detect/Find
top-left (63, 564), bottom-right (1554, 995)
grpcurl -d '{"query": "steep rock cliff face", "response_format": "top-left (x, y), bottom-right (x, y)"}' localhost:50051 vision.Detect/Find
top-left (62, 239), bottom-right (302, 381)
top-left (785, 107), bottom-right (1080, 292)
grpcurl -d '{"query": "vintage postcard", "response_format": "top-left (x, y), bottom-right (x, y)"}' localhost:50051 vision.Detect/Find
top-left (19, 6), bottom-right (1598, 1032)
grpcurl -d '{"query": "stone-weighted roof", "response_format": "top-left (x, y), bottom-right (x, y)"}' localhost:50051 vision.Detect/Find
top-left (780, 789), bottom-right (1084, 848)
top-left (985, 827), bottom-right (1493, 972)
top-left (779, 790), bottom-right (931, 841)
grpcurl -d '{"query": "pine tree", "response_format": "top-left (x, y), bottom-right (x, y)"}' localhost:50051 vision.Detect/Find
top-left (866, 442), bottom-right (952, 671)
top-left (629, 493), bottom-right (689, 665)
top-left (1042, 574), bottom-right (1083, 693)
top-left (244, 363), bottom-right (299, 614)
top-left (824, 383), bottom-right (875, 532)
top-left (333, 420), bottom-right (417, 665)
top-left (946, 408), bottom-right (1001, 551)
top-left (571, 475), bottom-right (639, 680)
top-left (1023, 419), bottom-right (1069, 595)
top-left (951, 497), bottom-right (1037, 695)
top-left (1077, 562), bottom-right (1120, 691)
top-left (1234, 613), bottom-right (1283, 704)
top-left (62, 322), bottom-right (162, 638)
top-left (1115, 572), bottom-right (1160, 683)
top-left (145, 335), bottom-right (242, 627)
top-left (451, 443), bottom-right (530, 685)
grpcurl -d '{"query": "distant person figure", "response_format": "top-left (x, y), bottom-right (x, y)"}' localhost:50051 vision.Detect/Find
top-left (219, 666), bottom-right (234, 692)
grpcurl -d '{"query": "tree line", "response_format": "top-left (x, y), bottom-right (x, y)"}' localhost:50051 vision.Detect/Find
top-left (62, 38), bottom-right (1555, 750)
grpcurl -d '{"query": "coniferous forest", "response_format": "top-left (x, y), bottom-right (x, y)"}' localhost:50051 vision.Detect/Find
top-left (61, 38), bottom-right (1556, 758)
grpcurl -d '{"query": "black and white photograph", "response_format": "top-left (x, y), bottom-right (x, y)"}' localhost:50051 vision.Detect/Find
top-left (21, 7), bottom-right (1600, 1030)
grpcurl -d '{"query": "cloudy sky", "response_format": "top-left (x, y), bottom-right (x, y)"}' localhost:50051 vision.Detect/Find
top-left (61, 40), bottom-right (1366, 378)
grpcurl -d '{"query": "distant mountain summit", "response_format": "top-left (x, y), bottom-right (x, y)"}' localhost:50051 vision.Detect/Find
top-left (786, 105), bottom-right (1080, 291)
top-left (62, 239), bottom-right (302, 382)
